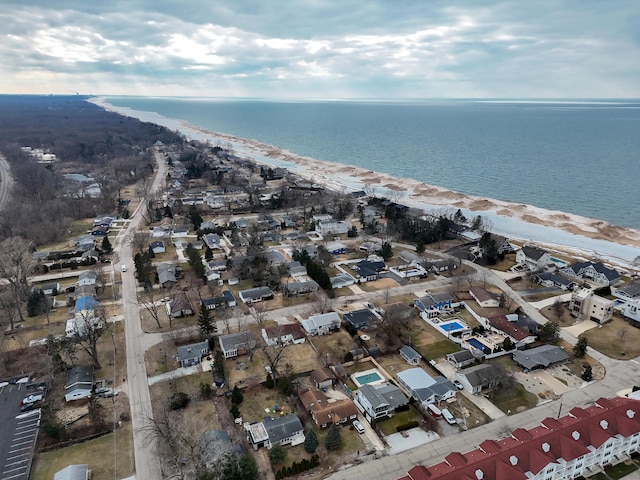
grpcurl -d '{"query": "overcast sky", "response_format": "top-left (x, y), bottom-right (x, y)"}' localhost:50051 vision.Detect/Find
top-left (1, 1), bottom-right (639, 99)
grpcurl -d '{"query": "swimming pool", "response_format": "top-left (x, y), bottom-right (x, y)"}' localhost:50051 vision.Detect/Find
top-left (467, 338), bottom-right (487, 351)
top-left (439, 321), bottom-right (464, 332)
top-left (352, 368), bottom-right (385, 388)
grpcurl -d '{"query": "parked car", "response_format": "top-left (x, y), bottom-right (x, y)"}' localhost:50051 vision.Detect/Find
top-left (97, 388), bottom-right (118, 398)
top-left (121, 264), bottom-right (127, 272)
top-left (442, 408), bottom-right (457, 425)
top-left (353, 420), bottom-right (365, 434)
top-left (453, 380), bottom-right (464, 390)
top-left (20, 393), bottom-right (44, 406)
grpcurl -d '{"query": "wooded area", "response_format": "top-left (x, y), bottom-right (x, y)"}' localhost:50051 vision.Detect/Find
top-left (0, 95), bottom-right (183, 244)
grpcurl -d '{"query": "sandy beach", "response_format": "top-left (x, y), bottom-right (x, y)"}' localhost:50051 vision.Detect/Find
top-left (90, 97), bottom-right (640, 271)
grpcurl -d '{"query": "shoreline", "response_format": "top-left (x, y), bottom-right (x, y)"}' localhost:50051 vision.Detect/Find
top-left (89, 97), bottom-right (640, 271)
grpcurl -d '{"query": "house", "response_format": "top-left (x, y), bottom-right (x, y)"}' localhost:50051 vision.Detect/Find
top-left (73, 234), bottom-right (95, 252)
top-left (352, 260), bottom-right (386, 281)
top-left (219, 331), bottom-right (257, 359)
top-left (37, 282), bottom-right (60, 296)
top-left (54, 464), bottom-right (89, 480)
top-left (150, 241), bottom-right (166, 254)
top-left (205, 268), bottom-right (221, 282)
top-left (613, 279), bottom-right (640, 303)
top-left (238, 286), bottom-right (274, 304)
top-left (310, 368), bottom-right (335, 389)
top-left (177, 340), bottom-right (210, 368)
top-left (300, 312), bottom-right (342, 335)
top-left (67, 296), bottom-right (102, 338)
top-left (201, 290), bottom-right (236, 310)
top-left (316, 220), bottom-right (348, 235)
top-left (486, 313), bottom-right (538, 347)
top-left (299, 389), bottom-right (358, 428)
top-left (494, 235), bottom-right (518, 255)
top-left (202, 233), bottom-right (222, 250)
top-left (157, 263), bottom-right (177, 289)
top-left (266, 250), bottom-right (286, 265)
top-left (166, 291), bottom-right (194, 318)
top-left (93, 215), bottom-right (115, 228)
top-left (414, 293), bottom-right (453, 318)
top-left (207, 259), bottom-right (228, 271)
top-left (343, 308), bottom-right (379, 330)
top-left (331, 273), bottom-right (356, 289)
top-left (532, 272), bottom-right (576, 290)
top-left (77, 270), bottom-right (97, 286)
top-left (72, 284), bottom-right (96, 300)
top-left (562, 261), bottom-right (620, 287)
top-left (262, 323), bottom-right (306, 346)
top-left (569, 287), bottom-right (614, 324)
top-left (515, 245), bottom-right (551, 271)
top-left (90, 226), bottom-right (109, 236)
top-left (397, 397), bottom-right (640, 480)
top-left (284, 280), bottom-right (319, 296)
top-left (355, 383), bottom-right (408, 421)
top-left (469, 286), bottom-right (501, 308)
top-left (454, 364), bottom-right (501, 394)
top-left (399, 345), bottom-right (422, 365)
top-left (446, 350), bottom-right (477, 369)
top-left (622, 299), bottom-right (640, 325)
top-left (247, 414), bottom-right (305, 450)
top-left (65, 365), bottom-right (94, 402)
top-left (326, 241), bottom-right (348, 254)
top-left (171, 225), bottom-right (190, 238)
top-left (396, 368), bottom-right (457, 406)
top-left (512, 345), bottom-right (569, 371)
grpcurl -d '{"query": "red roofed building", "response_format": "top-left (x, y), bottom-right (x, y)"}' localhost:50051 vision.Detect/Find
top-left (398, 397), bottom-right (640, 480)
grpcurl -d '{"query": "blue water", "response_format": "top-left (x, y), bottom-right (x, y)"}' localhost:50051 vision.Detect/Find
top-left (439, 321), bottom-right (464, 332)
top-left (467, 338), bottom-right (487, 351)
top-left (104, 97), bottom-right (640, 229)
top-left (354, 372), bottom-right (383, 385)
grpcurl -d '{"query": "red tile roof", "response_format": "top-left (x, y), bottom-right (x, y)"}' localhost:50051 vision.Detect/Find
top-left (400, 397), bottom-right (640, 480)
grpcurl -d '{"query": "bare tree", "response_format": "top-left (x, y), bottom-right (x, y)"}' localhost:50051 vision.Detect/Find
top-left (139, 287), bottom-right (164, 329)
top-left (0, 237), bottom-right (37, 324)
top-left (71, 305), bottom-right (107, 369)
top-left (130, 230), bottom-right (152, 256)
top-left (312, 289), bottom-right (333, 314)
top-left (363, 183), bottom-right (377, 198)
top-left (249, 303), bottom-right (268, 326)
top-left (0, 287), bottom-right (21, 331)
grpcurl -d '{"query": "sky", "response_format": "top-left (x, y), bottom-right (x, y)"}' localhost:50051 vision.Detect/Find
top-left (1, 1), bottom-right (639, 99)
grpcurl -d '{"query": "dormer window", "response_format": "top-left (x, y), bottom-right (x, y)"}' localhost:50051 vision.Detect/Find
top-left (572, 431), bottom-right (580, 440)
top-left (475, 469), bottom-right (484, 480)
top-left (542, 442), bottom-right (551, 452)
top-left (600, 420), bottom-right (608, 429)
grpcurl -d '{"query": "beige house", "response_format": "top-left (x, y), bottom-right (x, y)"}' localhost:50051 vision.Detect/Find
top-left (569, 287), bottom-right (614, 324)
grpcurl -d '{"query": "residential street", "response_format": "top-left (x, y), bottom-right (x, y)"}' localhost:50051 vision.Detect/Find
top-left (117, 151), bottom-right (166, 480)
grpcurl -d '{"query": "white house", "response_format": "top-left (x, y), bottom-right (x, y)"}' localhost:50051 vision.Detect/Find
top-left (316, 220), bottom-right (348, 235)
top-left (399, 345), bottom-right (422, 365)
top-left (77, 270), bottom-right (97, 286)
top-left (562, 261), bottom-right (620, 287)
top-left (398, 396), bottom-right (640, 480)
top-left (246, 414), bottom-right (305, 450)
top-left (569, 288), bottom-right (614, 324)
top-left (355, 383), bottom-right (408, 422)
top-left (515, 245), bottom-right (551, 271)
top-left (65, 365), bottom-right (94, 402)
top-left (219, 332), bottom-right (256, 359)
top-left (300, 312), bottom-right (341, 336)
top-left (396, 368), bottom-right (457, 406)
top-left (261, 323), bottom-right (306, 346)
top-left (454, 364), bottom-right (501, 395)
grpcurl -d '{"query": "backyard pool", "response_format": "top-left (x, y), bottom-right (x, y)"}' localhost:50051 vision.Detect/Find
top-left (352, 368), bottom-right (385, 388)
top-left (467, 338), bottom-right (488, 351)
top-left (439, 321), bottom-right (465, 333)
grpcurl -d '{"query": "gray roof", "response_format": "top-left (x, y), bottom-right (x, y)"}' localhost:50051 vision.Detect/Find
top-left (448, 350), bottom-right (476, 363)
top-left (359, 383), bottom-right (407, 410)
top-left (54, 464), bottom-right (88, 480)
top-left (219, 331), bottom-right (256, 351)
top-left (459, 364), bottom-right (500, 388)
top-left (263, 414), bottom-right (303, 443)
top-left (521, 245), bottom-right (548, 261)
top-left (616, 279), bottom-right (640, 299)
top-left (199, 430), bottom-right (238, 467)
top-left (65, 365), bottom-right (93, 387)
top-left (512, 345), bottom-right (569, 370)
top-left (411, 376), bottom-right (456, 403)
top-left (399, 345), bottom-right (422, 361)
top-left (177, 340), bottom-right (209, 363)
top-left (157, 263), bottom-right (177, 285)
top-left (239, 286), bottom-right (274, 301)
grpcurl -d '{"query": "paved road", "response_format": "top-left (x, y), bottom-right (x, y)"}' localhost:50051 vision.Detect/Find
top-left (0, 154), bottom-right (14, 212)
top-left (118, 151), bottom-right (166, 480)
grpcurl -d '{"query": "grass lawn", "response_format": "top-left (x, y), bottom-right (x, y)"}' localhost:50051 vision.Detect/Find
top-left (581, 315), bottom-right (640, 359)
top-left (31, 423), bottom-right (134, 480)
top-left (590, 460), bottom-right (638, 480)
top-left (414, 340), bottom-right (460, 362)
top-left (234, 384), bottom-right (295, 424)
top-left (490, 382), bottom-right (538, 414)
top-left (308, 330), bottom-right (358, 366)
top-left (375, 406), bottom-right (423, 436)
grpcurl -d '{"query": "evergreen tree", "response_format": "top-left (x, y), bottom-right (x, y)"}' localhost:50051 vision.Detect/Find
top-left (163, 205), bottom-right (173, 218)
top-left (574, 336), bottom-right (588, 358)
top-left (268, 444), bottom-right (287, 465)
top-left (27, 289), bottom-right (47, 317)
top-left (198, 306), bottom-right (216, 335)
top-left (231, 385), bottom-right (244, 405)
top-left (304, 428), bottom-right (319, 453)
top-left (378, 241), bottom-right (393, 260)
top-left (582, 365), bottom-right (593, 381)
top-left (204, 246), bottom-right (213, 261)
top-left (188, 205), bottom-right (203, 230)
top-left (265, 372), bottom-right (275, 389)
top-left (325, 423), bottom-right (342, 451)
top-left (230, 404), bottom-right (241, 418)
top-left (223, 454), bottom-right (258, 480)
top-left (101, 235), bottom-right (113, 254)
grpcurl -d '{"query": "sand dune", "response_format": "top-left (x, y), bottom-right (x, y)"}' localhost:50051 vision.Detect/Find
top-left (90, 97), bottom-right (640, 270)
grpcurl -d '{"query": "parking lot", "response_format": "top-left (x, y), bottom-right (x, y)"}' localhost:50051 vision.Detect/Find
top-left (0, 379), bottom-right (42, 480)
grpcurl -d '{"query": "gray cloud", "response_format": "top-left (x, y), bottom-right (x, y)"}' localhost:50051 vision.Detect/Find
top-left (0, 0), bottom-right (638, 97)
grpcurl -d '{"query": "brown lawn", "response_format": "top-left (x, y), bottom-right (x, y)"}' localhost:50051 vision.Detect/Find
top-left (308, 330), bottom-right (359, 366)
top-left (580, 315), bottom-right (640, 360)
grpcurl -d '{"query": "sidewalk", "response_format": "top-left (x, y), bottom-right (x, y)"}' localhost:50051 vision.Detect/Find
top-left (147, 365), bottom-right (201, 386)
